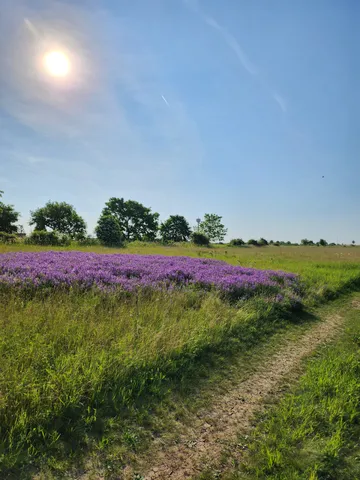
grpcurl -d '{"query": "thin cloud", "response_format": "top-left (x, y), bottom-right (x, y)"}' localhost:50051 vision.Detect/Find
top-left (273, 92), bottom-right (287, 113)
top-left (183, 1), bottom-right (287, 114)
top-left (204, 16), bottom-right (257, 75)
top-left (24, 18), bottom-right (39, 38)
top-left (161, 95), bottom-right (170, 107)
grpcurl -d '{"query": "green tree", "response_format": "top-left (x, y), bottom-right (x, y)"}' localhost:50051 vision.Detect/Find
top-left (0, 191), bottom-right (19, 234)
top-left (29, 201), bottom-right (86, 238)
top-left (160, 215), bottom-right (191, 242)
top-left (248, 239), bottom-right (258, 246)
top-left (319, 238), bottom-right (328, 246)
top-left (101, 197), bottom-right (159, 241)
top-left (95, 215), bottom-right (123, 246)
top-left (229, 238), bottom-right (245, 246)
top-left (301, 238), bottom-right (314, 246)
top-left (191, 231), bottom-right (210, 246)
top-left (258, 237), bottom-right (268, 246)
top-left (199, 213), bottom-right (227, 242)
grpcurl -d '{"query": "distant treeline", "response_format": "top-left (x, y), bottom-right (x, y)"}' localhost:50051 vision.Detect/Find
top-left (0, 191), bottom-right (356, 247)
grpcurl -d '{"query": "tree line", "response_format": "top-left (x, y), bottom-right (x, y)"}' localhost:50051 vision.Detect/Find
top-left (0, 191), bottom-right (356, 247)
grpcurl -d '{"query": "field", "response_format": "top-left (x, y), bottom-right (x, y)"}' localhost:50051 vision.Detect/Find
top-left (1, 243), bottom-right (360, 479)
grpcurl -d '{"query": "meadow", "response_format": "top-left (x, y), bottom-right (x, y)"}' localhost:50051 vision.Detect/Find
top-left (0, 243), bottom-right (360, 478)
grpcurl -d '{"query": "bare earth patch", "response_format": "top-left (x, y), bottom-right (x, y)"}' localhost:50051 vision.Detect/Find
top-left (352, 300), bottom-right (360, 309)
top-left (123, 313), bottom-right (344, 480)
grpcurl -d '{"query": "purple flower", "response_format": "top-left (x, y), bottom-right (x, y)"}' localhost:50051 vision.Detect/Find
top-left (0, 251), bottom-right (300, 300)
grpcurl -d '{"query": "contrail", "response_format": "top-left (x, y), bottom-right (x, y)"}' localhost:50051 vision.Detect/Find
top-left (161, 95), bottom-right (170, 107)
top-left (24, 18), bottom-right (39, 38)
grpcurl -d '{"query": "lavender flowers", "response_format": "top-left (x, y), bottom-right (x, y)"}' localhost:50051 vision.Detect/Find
top-left (0, 251), bottom-right (299, 300)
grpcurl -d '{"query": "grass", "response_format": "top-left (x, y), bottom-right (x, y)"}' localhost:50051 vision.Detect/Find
top-left (223, 293), bottom-right (360, 480)
top-left (0, 243), bottom-right (360, 478)
top-left (1, 243), bottom-right (360, 303)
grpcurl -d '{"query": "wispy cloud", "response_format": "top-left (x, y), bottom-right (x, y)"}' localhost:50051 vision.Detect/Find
top-left (183, 0), bottom-right (287, 114)
top-left (161, 95), bottom-right (170, 107)
top-left (272, 92), bottom-right (287, 113)
top-left (0, 0), bottom-right (204, 198)
top-left (204, 16), bottom-right (257, 75)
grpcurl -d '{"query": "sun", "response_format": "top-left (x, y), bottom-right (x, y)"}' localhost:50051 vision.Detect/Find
top-left (43, 51), bottom-right (70, 77)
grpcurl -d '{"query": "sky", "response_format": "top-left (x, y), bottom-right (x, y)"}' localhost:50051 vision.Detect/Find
top-left (0, 0), bottom-right (359, 243)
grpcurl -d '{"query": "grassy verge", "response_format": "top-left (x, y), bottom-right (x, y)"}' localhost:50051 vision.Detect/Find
top-left (224, 293), bottom-right (360, 480)
top-left (1, 245), bottom-right (360, 478)
top-left (0, 288), bottom-right (301, 478)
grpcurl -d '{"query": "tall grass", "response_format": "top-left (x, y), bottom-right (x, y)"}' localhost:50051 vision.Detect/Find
top-left (227, 294), bottom-right (360, 480)
top-left (0, 288), bottom-right (292, 476)
top-left (0, 244), bottom-right (359, 477)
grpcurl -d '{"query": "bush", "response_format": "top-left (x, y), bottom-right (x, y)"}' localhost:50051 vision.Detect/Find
top-left (258, 238), bottom-right (269, 246)
top-left (230, 238), bottom-right (245, 246)
top-left (191, 232), bottom-right (210, 246)
top-left (25, 230), bottom-right (71, 246)
top-left (95, 215), bottom-right (123, 246)
top-left (0, 232), bottom-right (17, 244)
top-left (76, 236), bottom-right (100, 247)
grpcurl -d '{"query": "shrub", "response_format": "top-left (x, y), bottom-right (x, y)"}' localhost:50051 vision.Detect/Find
top-left (76, 236), bottom-right (100, 247)
top-left (191, 232), bottom-right (210, 246)
top-left (258, 238), bottom-right (269, 246)
top-left (0, 232), bottom-right (17, 244)
top-left (25, 230), bottom-right (71, 246)
top-left (230, 238), bottom-right (245, 246)
top-left (95, 215), bottom-right (123, 246)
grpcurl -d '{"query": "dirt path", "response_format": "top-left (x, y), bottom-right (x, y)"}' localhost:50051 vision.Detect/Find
top-left (125, 311), bottom-right (345, 480)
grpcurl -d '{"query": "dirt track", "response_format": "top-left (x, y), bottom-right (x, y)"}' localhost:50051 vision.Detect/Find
top-left (125, 311), bottom-right (345, 480)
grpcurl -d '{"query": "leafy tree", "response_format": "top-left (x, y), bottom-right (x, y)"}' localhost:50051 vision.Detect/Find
top-left (301, 238), bottom-right (314, 246)
top-left (0, 190), bottom-right (19, 234)
top-left (101, 198), bottom-right (159, 241)
top-left (258, 238), bottom-right (268, 246)
top-left (352, 240), bottom-right (355, 246)
top-left (29, 201), bottom-right (86, 238)
top-left (199, 213), bottom-right (227, 242)
top-left (319, 238), bottom-right (328, 246)
top-left (160, 215), bottom-right (191, 242)
top-left (229, 238), bottom-right (245, 246)
top-left (95, 215), bottom-right (123, 246)
top-left (191, 232), bottom-right (210, 246)
top-left (248, 239), bottom-right (258, 246)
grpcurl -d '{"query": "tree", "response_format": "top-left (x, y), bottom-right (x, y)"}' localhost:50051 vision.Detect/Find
top-left (301, 238), bottom-right (314, 246)
top-left (95, 215), bottom-right (123, 246)
top-left (319, 238), bottom-right (328, 246)
top-left (101, 198), bottom-right (159, 241)
top-left (248, 239), bottom-right (258, 246)
top-left (0, 191), bottom-right (19, 233)
top-left (352, 240), bottom-right (356, 246)
top-left (191, 232), bottom-right (210, 246)
top-left (229, 238), bottom-right (245, 246)
top-left (29, 201), bottom-right (86, 238)
top-left (160, 215), bottom-right (191, 242)
top-left (199, 213), bottom-right (227, 242)
top-left (258, 237), bottom-right (268, 246)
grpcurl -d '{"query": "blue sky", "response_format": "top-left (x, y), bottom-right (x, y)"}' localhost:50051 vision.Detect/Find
top-left (0, 0), bottom-right (358, 243)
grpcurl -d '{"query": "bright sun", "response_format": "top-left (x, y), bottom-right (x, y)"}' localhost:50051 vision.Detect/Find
top-left (43, 51), bottom-right (70, 77)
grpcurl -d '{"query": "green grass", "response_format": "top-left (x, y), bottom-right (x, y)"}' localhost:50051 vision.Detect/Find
top-left (2, 242), bottom-right (360, 303)
top-left (224, 293), bottom-right (360, 480)
top-left (0, 243), bottom-right (360, 478)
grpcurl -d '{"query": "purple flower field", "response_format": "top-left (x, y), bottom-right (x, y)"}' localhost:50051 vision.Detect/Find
top-left (0, 251), bottom-right (299, 299)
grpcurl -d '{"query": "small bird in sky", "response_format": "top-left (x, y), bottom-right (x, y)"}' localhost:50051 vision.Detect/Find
top-left (322, 176), bottom-right (325, 178)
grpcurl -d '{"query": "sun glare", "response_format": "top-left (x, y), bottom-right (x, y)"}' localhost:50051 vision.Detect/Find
top-left (44, 51), bottom-right (70, 77)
